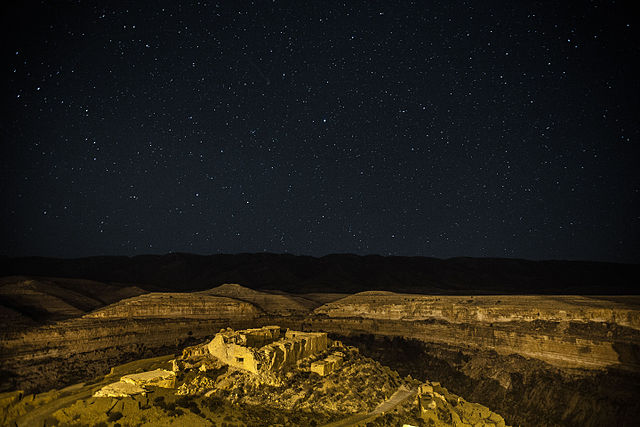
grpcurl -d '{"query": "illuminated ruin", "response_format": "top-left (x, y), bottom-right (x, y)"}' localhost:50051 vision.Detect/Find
top-left (207, 326), bottom-right (328, 374)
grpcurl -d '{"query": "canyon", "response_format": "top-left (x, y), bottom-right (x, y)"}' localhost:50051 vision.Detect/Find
top-left (1, 254), bottom-right (639, 426)
top-left (1, 328), bottom-right (508, 427)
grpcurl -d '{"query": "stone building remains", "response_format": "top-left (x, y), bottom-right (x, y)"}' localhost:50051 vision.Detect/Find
top-left (207, 326), bottom-right (328, 375)
top-left (310, 352), bottom-right (344, 376)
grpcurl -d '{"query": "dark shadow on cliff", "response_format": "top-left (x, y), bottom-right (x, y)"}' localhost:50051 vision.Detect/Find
top-left (337, 334), bottom-right (640, 427)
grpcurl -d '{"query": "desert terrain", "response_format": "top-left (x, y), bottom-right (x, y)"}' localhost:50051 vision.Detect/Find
top-left (1, 254), bottom-right (639, 426)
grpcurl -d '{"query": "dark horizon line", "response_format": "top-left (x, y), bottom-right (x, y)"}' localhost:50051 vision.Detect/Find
top-left (1, 251), bottom-right (638, 266)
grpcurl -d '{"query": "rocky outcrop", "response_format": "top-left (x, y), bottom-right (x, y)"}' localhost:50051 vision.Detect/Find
top-left (94, 368), bottom-right (177, 397)
top-left (93, 381), bottom-right (146, 397)
top-left (417, 381), bottom-right (507, 426)
top-left (121, 369), bottom-right (176, 388)
top-left (1, 333), bottom-right (510, 427)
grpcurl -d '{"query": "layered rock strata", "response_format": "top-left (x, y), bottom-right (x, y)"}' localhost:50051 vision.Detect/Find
top-left (312, 293), bottom-right (640, 371)
top-left (1, 284), bottom-right (639, 426)
top-left (84, 292), bottom-right (262, 319)
top-left (200, 283), bottom-right (321, 315)
top-left (0, 276), bottom-right (146, 326)
top-left (0, 293), bottom-right (262, 393)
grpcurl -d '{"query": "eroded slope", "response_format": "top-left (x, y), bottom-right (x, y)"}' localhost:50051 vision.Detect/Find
top-left (199, 283), bottom-right (319, 316)
top-left (0, 276), bottom-right (146, 328)
top-left (84, 291), bottom-right (263, 319)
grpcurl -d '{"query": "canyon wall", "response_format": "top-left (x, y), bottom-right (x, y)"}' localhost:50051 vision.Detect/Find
top-left (84, 292), bottom-right (263, 319)
top-left (0, 291), bottom-right (262, 393)
top-left (1, 284), bottom-right (639, 426)
top-left (311, 293), bottom-right (640, 371)
top-left (315, 292), bottom-right (640, 329)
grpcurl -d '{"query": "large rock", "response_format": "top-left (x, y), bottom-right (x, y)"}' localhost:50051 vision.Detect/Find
top-left (121, 369), bottom-right (176, 388)
top-left (93, 381), bottom-right (146, 397)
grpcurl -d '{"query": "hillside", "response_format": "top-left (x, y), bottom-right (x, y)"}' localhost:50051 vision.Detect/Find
top-left (0, 276), bottom-right (146, 327)
top-left (0, 327), bottom-right (508, 427)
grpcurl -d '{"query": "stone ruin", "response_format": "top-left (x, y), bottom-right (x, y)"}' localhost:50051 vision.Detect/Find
top-left (94, 326), bottom-right (338, 398)
top-left (310, 352), bottom-right (344, 376)
top-left (207, 326), bottom-right (329, 375)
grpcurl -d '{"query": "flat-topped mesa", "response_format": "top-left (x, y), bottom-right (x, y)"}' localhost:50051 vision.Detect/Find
top-left (314, 293), bottom-right (640, 329)
top-left (83, 293), bottom-right (262, 320)
top-left (207, 326), bottom-right (328, 375)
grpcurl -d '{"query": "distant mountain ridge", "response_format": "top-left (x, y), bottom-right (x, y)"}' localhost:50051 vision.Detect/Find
top-left (0, 253), bottom-right (638, 294)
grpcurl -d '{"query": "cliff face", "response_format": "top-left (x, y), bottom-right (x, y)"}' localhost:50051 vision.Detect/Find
top-left (313, 293), bottom-right (640, 371)
top-left (199, 283), bottom-right (320, 316)
top-left (0, 316), bottom-right (260, 394)
top-left (335, 334), bottom-right (640, 427)
top-left (0, 291), bottom-right (263, 393)
top-left (285, 317), bottom-right (628, 371)
top-left (315, 293), bottom-right (640, 330)
top-left (84, 292), bottom-right (263, 319)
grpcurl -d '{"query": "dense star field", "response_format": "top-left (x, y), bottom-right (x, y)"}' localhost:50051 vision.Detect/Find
top-left (1, 1), bottom-right (638, 261)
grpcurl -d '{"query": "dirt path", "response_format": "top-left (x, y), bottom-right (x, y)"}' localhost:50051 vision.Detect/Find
top-left (322, 385), bottom-right (418, 427)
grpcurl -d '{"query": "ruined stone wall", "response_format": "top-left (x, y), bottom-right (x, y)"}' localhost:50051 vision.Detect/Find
top-left (257, 331), bottom-right (328, 372)
top-left (242, 326), bottom-right (281, 348)
top-left (207, 327), bottom-right (328, 375)
top-left (206, 334), bottom-right (260, 373)
top-left (283, 331), bottom-right (328, 360)
top-left (311, 352), bottom-right (343, 376)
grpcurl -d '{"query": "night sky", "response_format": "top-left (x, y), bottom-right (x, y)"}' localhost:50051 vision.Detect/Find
top-left (1, 1), bottom-right (638, 262)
